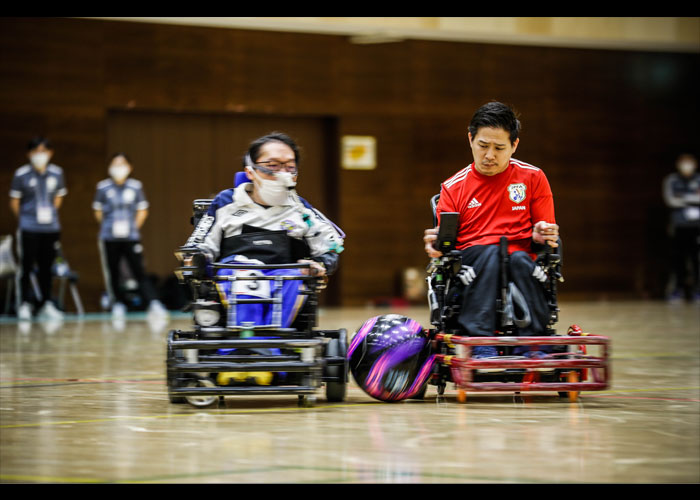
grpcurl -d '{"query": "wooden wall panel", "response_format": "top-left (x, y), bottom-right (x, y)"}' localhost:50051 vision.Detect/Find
top-left (1, 17), bottom-right (698, 311)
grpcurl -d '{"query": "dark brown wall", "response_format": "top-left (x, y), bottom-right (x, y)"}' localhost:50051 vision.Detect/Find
top-left (1, 17), bottom-right (698, 311)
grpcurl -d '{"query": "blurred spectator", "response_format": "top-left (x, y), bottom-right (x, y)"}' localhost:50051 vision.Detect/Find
top-left (9, 137), bottom-right (67, 321)
top-left (662, 153), bottom-right (700, 302)
top-left (93, 153), bottom-right (168, 319)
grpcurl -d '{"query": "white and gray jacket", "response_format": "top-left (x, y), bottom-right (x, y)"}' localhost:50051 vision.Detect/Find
top-left (191, 182), bottom-right (344, 273)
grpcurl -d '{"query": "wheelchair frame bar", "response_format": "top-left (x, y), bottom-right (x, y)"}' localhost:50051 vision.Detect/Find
top-left (212, 262), bottom-right (314, 271)
top-left (170, 386), bottom-right (318, 397)
top-left (194, 326), bottom-right (299, 335)
top-left (438, 354), bottom-right (607, 371)
top-left (169, 338), bottom-right (322, 350)
top-left (225, 324), bottom-right (301, 331)
top-left (169, 360), bottom-right (322, 373)
top-left (435, 334), bottom-right (610, 347)
top-left (198, 353), bottom-right (346, 366)
top-left (200, 353), bottom-right (299, 362)
top-left (168, 355), bottom-right (345, 374)
top-left (176, 265), bottom-right (320, 281)
top-left (215, 275), bottom-right (312, 282)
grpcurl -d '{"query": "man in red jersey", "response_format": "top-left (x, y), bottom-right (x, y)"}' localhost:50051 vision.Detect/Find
top-left (423, 102), bottom-right (559, 358)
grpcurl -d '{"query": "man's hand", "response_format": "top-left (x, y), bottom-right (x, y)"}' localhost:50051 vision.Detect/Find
top-left (532, 221), bottom-right (559, 248)
top-left (298, 259), bottom-right (326, 277)
top-left (423, 227), bottom-right (443, 258)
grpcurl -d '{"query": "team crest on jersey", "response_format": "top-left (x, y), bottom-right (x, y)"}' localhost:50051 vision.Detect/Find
top-left (508, 183), bottom-right (527, 204)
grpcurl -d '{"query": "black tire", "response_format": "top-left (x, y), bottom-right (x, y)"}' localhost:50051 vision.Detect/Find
top-left (325, 329), bottom-right (348, 402)
top-left (166, 331), bottom-right (187, 403)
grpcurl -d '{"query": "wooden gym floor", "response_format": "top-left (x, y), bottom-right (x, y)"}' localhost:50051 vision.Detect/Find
top-left (1, 301), bottom-right (698, 484)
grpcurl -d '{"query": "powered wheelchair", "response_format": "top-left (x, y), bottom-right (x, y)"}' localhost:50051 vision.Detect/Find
top-left (348, 195), bottom-right (610, 403)
top-left (166, 194), bottom-right (348, 409)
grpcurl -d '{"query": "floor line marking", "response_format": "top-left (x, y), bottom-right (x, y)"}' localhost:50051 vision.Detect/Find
top-left (0, 465), bottom-right (576, 484)
top-left (0, 401), bottom-right (385, 429)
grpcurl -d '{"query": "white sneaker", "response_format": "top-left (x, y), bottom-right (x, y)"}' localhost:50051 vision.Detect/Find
top-left (147, 300), bottom-right (168, 318)
top-left (18, 302), bottom-right (32, 321)
top-left (112, 302), bottom-right (127, 319)
top-left (38, 302), bottom-right (64, 321)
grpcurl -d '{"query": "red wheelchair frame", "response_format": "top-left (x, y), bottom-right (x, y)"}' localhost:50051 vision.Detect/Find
top-left (432, 327), bottom-right (610, 402)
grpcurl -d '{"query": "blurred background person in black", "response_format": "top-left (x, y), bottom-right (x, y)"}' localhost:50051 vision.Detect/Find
top-left (662, 153), bottom-right (700, 303)
top-left (9, 136), bottom-right (67, 321)
top-left (93, 153), bottom-right (168, 319)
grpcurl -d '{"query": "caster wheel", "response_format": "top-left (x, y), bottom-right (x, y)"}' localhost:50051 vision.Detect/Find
top-left (185, 378), bottom-right (219, 408)
top-left (298, 395), bottom-right (317, 408)
top-left (457, 389), bottom-right (467, 403)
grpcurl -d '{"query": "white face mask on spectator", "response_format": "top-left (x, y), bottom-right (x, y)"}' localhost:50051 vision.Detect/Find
top-left (109, 165), bottom-right (130, 183)
top-left (30, 152), bottom-right (50, 171)
top-left (247, 167), bottom-right (296, 206)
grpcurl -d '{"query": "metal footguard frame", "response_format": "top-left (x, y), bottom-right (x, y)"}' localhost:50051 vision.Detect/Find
top-left (434, 333), bottom-right (610, 393)
top-left (168, 260), bottom-right (346, 400)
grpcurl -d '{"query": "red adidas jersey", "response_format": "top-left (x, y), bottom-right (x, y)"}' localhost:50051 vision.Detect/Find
top-left (436, 158), bottom-right (556, 256)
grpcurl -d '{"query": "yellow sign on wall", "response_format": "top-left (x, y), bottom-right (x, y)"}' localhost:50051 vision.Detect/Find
top-left (341, 135), bottom-right (376, 170)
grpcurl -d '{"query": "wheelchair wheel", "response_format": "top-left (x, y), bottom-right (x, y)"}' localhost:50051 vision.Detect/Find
top-left (326, 380), bottom-right (346, 402)
top-left (167, 365), bottom-right (187, 404)
top-left (325, 330), bottom-right (348, 402)
top-left (185, 377), bottom-right (219, 408)
top-left (166, 336), bottom-right (186, 404)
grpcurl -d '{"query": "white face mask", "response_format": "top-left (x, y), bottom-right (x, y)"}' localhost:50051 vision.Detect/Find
top-left (109, 165), bottom-right (130, 183)
top-left (678, 160), bottom-right (697, 177)
top-left (247, 167), bottom-right (296, 206)
top-left (30, 152), bottom-right (50, 170)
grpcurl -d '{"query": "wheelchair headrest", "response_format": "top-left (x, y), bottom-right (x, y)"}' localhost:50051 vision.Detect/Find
top-left (234, 171), bottom-right (249, 187)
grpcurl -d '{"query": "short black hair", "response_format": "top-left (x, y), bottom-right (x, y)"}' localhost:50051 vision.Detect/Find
top-left (110, 152), bottom-right (132, 164)
top-left (468, 102), bottom-right (521, 144)
top-left (27, 136), bottom-right (52, 151)
top-left (245, 132), bottom-right (300, 166)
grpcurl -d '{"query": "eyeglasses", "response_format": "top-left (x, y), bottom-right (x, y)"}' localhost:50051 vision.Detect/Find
top-left (253, 160), bottom-right (298, 175)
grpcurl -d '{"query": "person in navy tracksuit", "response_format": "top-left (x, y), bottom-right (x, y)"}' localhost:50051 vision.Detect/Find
top-left (93, 153), bottom-right (167, 318)
top-left (9, 137), bottom-right (67, 321)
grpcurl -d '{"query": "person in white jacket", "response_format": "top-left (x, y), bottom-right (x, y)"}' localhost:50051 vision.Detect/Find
top-left (192, 132), bottom-right (345, 328)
